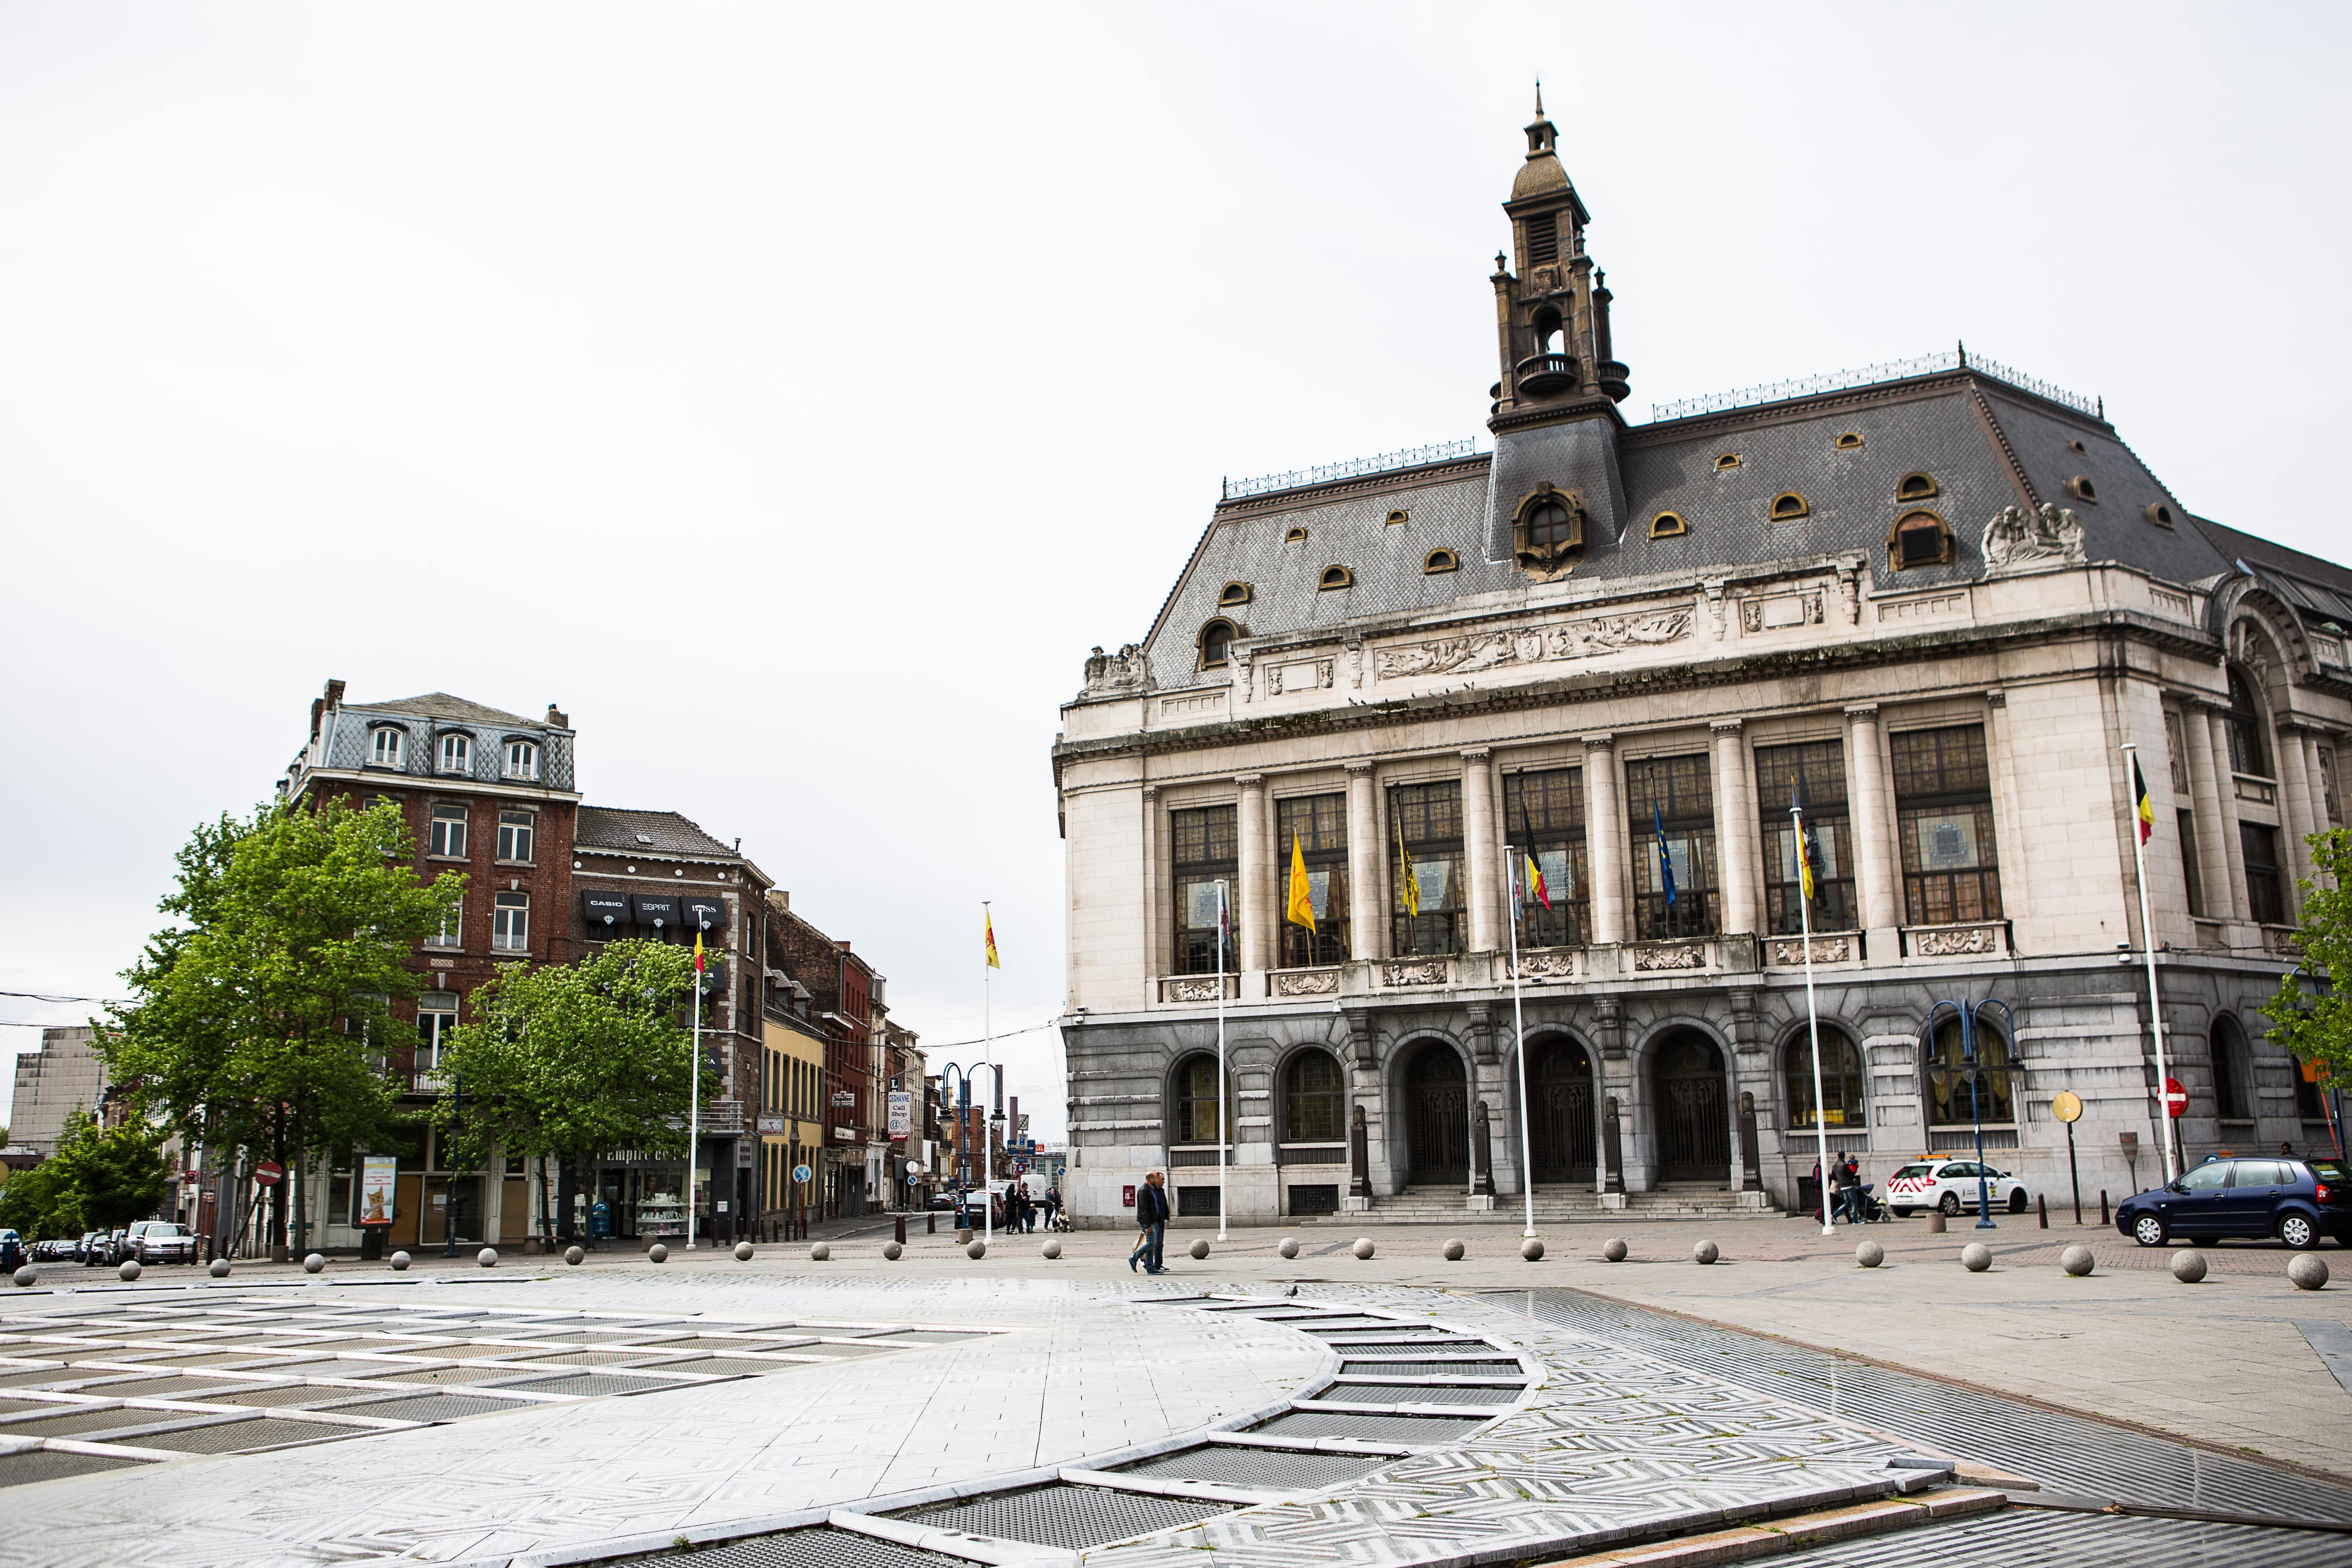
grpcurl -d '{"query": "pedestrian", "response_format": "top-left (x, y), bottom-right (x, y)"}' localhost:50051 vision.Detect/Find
top-left (1823, 1159), bottom-right (1847, 1224)
top-left (1043, 1185), bottom-right (1061, 1231)
top-left (1841, 1155), bottom-right (1865, 1223)
top-left (1809, 1158), bottom-right (1826, 1226)
top-left (1130, 1171), bottom-right (1170, 1273)
top-left (2282, 1141), bottom-right (2297, 1158)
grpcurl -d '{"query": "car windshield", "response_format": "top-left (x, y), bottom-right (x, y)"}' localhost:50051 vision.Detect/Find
top-left (1892, 1164), bottom-right (1931, 1179)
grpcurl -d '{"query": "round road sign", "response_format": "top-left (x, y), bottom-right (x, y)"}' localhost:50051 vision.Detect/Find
top-left (791, 1163), bottom-right (813, 1185)
top-left (253, 1161), bottom-right (284, 1188)
top-left (2163, 1077), bottom-right (2189, 1118)
top-left (2051, 1091), bottom-right (2083, 1124)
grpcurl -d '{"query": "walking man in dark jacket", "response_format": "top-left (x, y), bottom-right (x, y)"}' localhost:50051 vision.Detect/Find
top-left (1130, 1171), bottom-right (1171, 1273)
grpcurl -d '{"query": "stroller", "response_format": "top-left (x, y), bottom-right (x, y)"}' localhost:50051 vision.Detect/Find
top-left (1847, 1183), bottom-right (1888, 1224)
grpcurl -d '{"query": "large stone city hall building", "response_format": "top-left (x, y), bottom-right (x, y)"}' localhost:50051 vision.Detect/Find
top-left (1050, 104), bottom-right (2352, 1225)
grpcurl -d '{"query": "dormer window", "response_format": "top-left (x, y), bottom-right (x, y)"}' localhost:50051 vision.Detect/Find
top-left (437, 733), bottom-right (473, 775)
top-left (1512, 484), bottom-right (1585, 575)
top-left (1768, 492), bottom-right (1811, 521)
top-left (1649, 511), bottom-right (1687, 539)
top-left (1386, 509), bottom-right (1411, 527)
top-left (1424, 549), bottom-right (1459, 574)
top-left (1319, 565), bottom-right (1355, 591)
top-left (1715, 454), bottom-right (1742, 472)
top-left (1218, 581), bottom-right (1253, 608)
top-left (1834, 432), bottom-right (1863, 451)
top-left (1200, 618), bottom-right (1237, 669)
top-left (2144, 502), bottom-right (2177, 529)
top-left (1890, 510), bottom-right (1953, 570)
top-left (1284, 526), bottom-right (1308, 544)
top-left (503, 739), bottom-right (539, 780)
top-left (1895, 473), bottom-right (1939, 502)
top-left (368, 727), bottom-right (405, 769)
top-left (2067, 475), bottom-right (2099, 503)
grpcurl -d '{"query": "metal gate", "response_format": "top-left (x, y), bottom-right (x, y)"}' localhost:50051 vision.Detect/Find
top-left (1531, 1039), bottom-right (1595, 1182)
top-left (1653, 1034), bottom-right (1728, 1182)
top-left (1406, 1048), bottom-right (1467, 1184)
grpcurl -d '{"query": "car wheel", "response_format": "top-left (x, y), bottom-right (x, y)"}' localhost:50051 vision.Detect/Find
top-left (1939, 1192), bottom-right (1962, 1216)
top-left (2191, 1237), bottom-right (2213, 1248)
top-left (1890, 1207), bottom-right (1912, 1219)
top-left (2281, 1213), bottom-right (2319, 1251)
top-left (2132, 1214), bottom-right (2167, 1248)
top-left (2007, 1189), bottom-right (2029, 1214)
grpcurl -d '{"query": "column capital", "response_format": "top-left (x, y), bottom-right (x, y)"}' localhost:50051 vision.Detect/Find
top-left (1581, 732), bottom-right (1616, 751)
top-left (1344, 760), bottom-right (1376, 775)
top-left (1708, 718), bottom-right (1745, 737)
top-left (1235, 773), bottom-right (1267, 788)
top-left (1842, 702), bottom-right (1880, 721)
top-left (1141, 783), bottom-right (1161, 799)
top-left (1984, 687), bottom-right (2007, 710)
top-left (1458, 747), bottom-right (1493, 764)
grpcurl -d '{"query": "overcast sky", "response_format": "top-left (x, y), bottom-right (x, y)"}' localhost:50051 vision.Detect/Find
top-left (4, 5), bottom-right (2347, 1141)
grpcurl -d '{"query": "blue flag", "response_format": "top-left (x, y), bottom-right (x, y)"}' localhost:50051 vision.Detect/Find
top-left (1653, 804), bottom-right (1676, 907)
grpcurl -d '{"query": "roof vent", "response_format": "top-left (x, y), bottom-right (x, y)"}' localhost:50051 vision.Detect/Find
top-left (635, 833), bottom-right (653, 845)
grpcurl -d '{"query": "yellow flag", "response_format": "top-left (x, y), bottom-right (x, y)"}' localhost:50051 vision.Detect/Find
top-left (1396, 816), bottom-right (1421, 918)
top-left (1286, 833), bottom-right (1316, 934)
top-left (1795, 818), bottom-right (1815, 902)
top-left (984, 910), bottom-right (1000, 969)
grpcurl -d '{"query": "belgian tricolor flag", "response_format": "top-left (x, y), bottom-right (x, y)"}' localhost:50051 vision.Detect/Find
top-left (2132, 757), bottom-right (2155, 845)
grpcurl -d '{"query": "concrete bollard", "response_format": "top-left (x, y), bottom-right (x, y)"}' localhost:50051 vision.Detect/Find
top-left (1442, 1239), bottom-right (1466, 1262)
top-left (734, 1242), bottom-right (754, 1261)
top-left (2060, 1245), bottom-right (2094, 1277)
top-left (564, 1246), bottom-right (584, 1266)
top-left (208, 1258), bottom-right (231, 1279)
top-left (1960, 1242), bottom-right (1992, 1272)
top-left (477, 1248), bottom-right (498, 1268)
top-left (2290, 1254), bottom-right (2330, 1292)
top-left (956, 1228), bottom-right (973, 1246)
top-left (883, 1242), bottom-right (903, 1261)
top-left (301, 1253), bottom-right (325, 1275)
top-left (1603, 1238), bottom-right (1628, 1262)
top-left (11, 1266), bottom-right (36, 1288)
top-left (2100, 1190), bottom-right (2110, 1226)
top-left (1043, 1239), bottom-right (1062, 1259)
top-left (967, 1240), bottom-right (987, 1260)
top-left (1521, 1238), bottom-right (1545, 1262)
top-left (2037, 1195), bottom-right (2049, 1230)
top-left (1926, 1209), bottom-right (1947, 1235)
top-left (390, 1251), bottom-right (412, 1271)
top-left (649, 1243), bottom-right (669, 1263)
top-left (1352, 1238), bottom-right (1376, 1260)
top-left (811, 1243), bottom-right (831, 1262)
top-left (1856, 1241), bottom-right (1884, 1268)
top-left (1278, 1238), bottom-right (1300, 1259)
top-left (1692, 1240), bottom-right (1719, 1266)
top-left (119, 1259), bottom-right (142, 1282)
top-left (2171, 1251), bottom-right (2207, 1284)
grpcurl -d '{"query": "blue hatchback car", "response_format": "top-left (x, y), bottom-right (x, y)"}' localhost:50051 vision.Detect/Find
top-left (2116, 1155), bottom-right (2352, 1250)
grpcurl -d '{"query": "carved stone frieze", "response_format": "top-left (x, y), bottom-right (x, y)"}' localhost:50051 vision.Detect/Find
top-left (1509, 951), bottom-right (1578, 982)
top-left (1374, 607), bottom-right (1692, 681)
top-left (1272, 968), bottom-right (1340, 998)
top-left (1768, 935), bottom-right (1853, 967)
top-left (1631, 942), bottom-right (1705, 972)
top-left (1982, 503), bottom-right (2086, 573)
top-left (1269, 658), bottom-right (1336, 696)
top-left (1160, 976), bottom-right (1231, 1003)
top-left (1908, 923), bottom-right (2002, 958)
top-left (1380, 959), bottom-right (1449, 988)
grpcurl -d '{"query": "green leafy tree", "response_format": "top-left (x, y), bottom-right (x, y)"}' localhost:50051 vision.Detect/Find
top-left (433, 940), bottom-right (706, 1244)
top-left (2262, 827), bottom-right (2352, 1094)
top-left (0, 1156), bottom-right (85, 1240)
top-left (0, 1113), bottom-right (173, 1239)
top-left (101, 797), bottom-right (461, 1253)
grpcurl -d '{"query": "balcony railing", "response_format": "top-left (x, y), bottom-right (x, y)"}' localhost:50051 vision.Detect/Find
top-left (1515, 352), bottom-right (1578, 396)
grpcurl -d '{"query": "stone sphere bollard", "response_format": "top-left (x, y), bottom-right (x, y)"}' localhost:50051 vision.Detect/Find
top-left (1442, 1238), bottom-right (1466, 1262)
top-left (1961, 1243), bottom-right (1993, 1272)
top-left (2171, 1250), bottom-right (2207, 1284)
top-left (967, 1240), bottom-right (987, 1260)
top-left (564, 1246), bottom-right (584, 1266)
top-left (733, 1242), bottom-right (754, 1261)
top-left (1043, 1239), bottom-right (1062, 1259)
top-left (1693, 1240), bottom-right (1719, 1266)
top-left (1603, 1238), bottom-right (1628, 1262)
top-left (1352, 1238), bottom-right (1376, 1261)
top-left (1855, 1240), bottom-right (1884, 1268)
top-left (1521, 1238), bottom-right (1545, 1262)
top-left (2060, 1245), bottom-right (2094, 1278)
top-left (390, 1251), bottom-right (412, 1271)
top-left (301, 1253), bottom-right (325, 1275)
top-left (2290, 1253), bottom-right (2331, 1291)
top-left (1189, 1239), bottom-right (1211, 1260)
top-left (477, 1248), bottom-right (498, 1268)
top-left (118, 1259), bottom-right (142, 1282)
top-left (883, 1241), bottom-right (903, 1261)
top-left (1278, 1238), bottom-right (1300, 1260)
top-left (208, 1258), bottom-right (231, 1279)
top-left (12, 1266), bottom-right (36, 1288)
top-left (649, 1243), bottom-right (669, 1263)
top-left (811, 1243), bottom-right (831, 1262)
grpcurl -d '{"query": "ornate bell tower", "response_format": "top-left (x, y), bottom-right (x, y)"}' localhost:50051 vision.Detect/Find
top-left (1490, 87), bottom-right (1628, 417)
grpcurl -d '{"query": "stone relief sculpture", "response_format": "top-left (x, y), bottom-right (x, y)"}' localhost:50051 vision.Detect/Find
top-left (1082, 644), bottom-right (1150, 693)
top-left (1981, 503), bottom-right (2086, 573)
top-left (1375, 608), bottom-right (1692, 681)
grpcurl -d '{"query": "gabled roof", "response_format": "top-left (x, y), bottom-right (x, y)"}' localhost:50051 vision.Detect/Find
top-left (350, 693), bottom-right (543, 728)
top-left (2194, 516), bottom-right (2352, 625)
top-left (576, 807), bottom-right (733, 857)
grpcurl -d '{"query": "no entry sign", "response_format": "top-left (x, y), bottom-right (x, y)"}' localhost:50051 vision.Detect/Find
top-left (2163, 1077), bottom-right (2188, 1118)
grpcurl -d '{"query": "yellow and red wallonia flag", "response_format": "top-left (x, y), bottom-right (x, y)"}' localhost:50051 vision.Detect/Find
top-left (693, 931), bottom-right (706, 972)
top-left (984, 910), bottom-right (1000, 969)
top-left (1794, 816), bottom-right (1816, 902)
top-left (2132, 757), bottom-right (2155, 844)
top-left (1287, 833), bottom-right (1317, 933)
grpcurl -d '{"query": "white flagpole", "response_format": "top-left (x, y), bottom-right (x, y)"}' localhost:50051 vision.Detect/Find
top-left (1794, 805), bottom-right (1832, 1238)
top-left (689, 923), bottom-right (703, 1251)
top-left (983, 901), bottom-right (994, 1243)
top-left (1506, 845), bottom-right (1535, 1239)
top-left (2122, 744), bottom-right (2177, 1185)
top-left (1217, 880), bottom-right (1229, 1243)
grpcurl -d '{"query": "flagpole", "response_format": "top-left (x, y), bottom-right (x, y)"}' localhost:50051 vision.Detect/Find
top-left (1794, 805), bottom-right (1832, 1239)
top-left (1506, 845), bottom-right (1535, 1239)
top-left (2122, 743), bottom-right (2177, 1185)
top-left (1217, 880), bottom-right (1229, 1243)
top-left (983, 901), bottom-right (994, 1243)
top-left (689, 920), bottom-right (704, 1251)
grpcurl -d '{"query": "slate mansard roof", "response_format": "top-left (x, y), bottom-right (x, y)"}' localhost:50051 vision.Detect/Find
top-left (1130, 363), bottom-right (2274, 696)
top-left (575, 807), bottom-right (736, 859)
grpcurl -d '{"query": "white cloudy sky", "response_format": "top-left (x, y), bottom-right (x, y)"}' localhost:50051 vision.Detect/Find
top-left (4, 5), bottom-right (2348, 1139)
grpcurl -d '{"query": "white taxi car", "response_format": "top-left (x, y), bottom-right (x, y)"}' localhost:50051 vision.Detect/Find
top-left (1884, 1158), bottom-right (2031, 1218)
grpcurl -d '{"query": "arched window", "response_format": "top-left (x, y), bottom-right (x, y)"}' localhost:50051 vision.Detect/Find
top-left (2211, 1016), bottom-right (2253, 1122)
top-left (1895, 472), bottom-right (1939, 502)
top-left (1890, 510), bottom-right (1953, 570)
top-left (2224, 667), bottom-right (2267, 776)
top-left (1218, 581), bottom-right (1252, 607)
top-left (1200, 619), bottom-right (1236, 669)
top-left (1284, 526), bottom-right (1308, 543)
top-left (1513, 486), bottom-right (1584, 571)
top-left (1318, 564), bottom-right (1354, 591)
top-left (1769, 492), bottom-right (1811, 521)
top-left (1423, 549), bottom-right (1459, 574)
top-left (1282, 1051), bottom-right (1345, 1142)
top-left (1171, 1054), bottom-right (1232, 1145)
top-left (1649, 511), bottom-right (1686, 538)
top-left (1532, 306), bottom-right (1563, 355)
top-left (1923, 1016), bottom-right (2019, 1127)
top-left (1834, 432), bottom-right (1863, 451)
top-left (2066, 475), bottom-right (2099, 503)
top-left (368, 726), bottom-right (405, 769)
top-left (1785, 1028), bottom-right (1866, 1128)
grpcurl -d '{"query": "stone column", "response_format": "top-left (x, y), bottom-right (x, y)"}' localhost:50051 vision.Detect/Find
top-left (2182, 703), bottom-right (2234, 921)
top-left (2204, 707), bottom-right (2251, 921)
top-left (1345, 763), bottom-right (1384, 960)
top-left (1844, 704), bottom-right (1900, 940)
top-left (1983, 690), bottom-right (2030, 925)
top-left (1710, 720), bottom-right (1757, 935)
top-left (2310, 732), bottom-right (2341, 831)
top-left (1583, 734), bottom-right (1625, 945)
top-left (1236, 774), bottom-right (1271, 974)
top-left (2277, 726), bottom-right (2319, 916)
top-left (1141, 784), bottom-right (1164, 980)
top-left (1461, 748), bottom-right (1499, 954)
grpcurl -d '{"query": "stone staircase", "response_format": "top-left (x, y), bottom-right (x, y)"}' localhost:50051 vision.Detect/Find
top-left (1294, 1182), bottom-right (1782, 1224)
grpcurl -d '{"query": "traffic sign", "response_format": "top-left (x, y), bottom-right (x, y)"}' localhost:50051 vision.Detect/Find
top-left (253, 1161), bottom-right (284, 1188)
top-left (2163, 1077), bottom-right (2188, 1118)
top-left (791, 1163), bottom-right (813, 1184)
top-left (2051, 1091), bottom-right (2083, 1124)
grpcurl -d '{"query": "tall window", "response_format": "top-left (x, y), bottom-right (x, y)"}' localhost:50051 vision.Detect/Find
top-left (438, 733), bottom-right (473, 775)
top-left (1785, 1028), bottom-right (1865, 1128)
top-left (1277, 794), bottom-right (1348, 967)
top-left (2177, 811), bottom-right (2204, 918)
top-left (2211, 1017), bottom-right (2253, 1121)
top-left (425, 897), bottom-right (463, 950)
top-left (1925, 1017), bottom-right (2017, 1126)
top-left (1283, 1051), bottom-right (1345, 1142)
top-left (1170, 804), bottom-right (1237, 975)
top-left (429, 803), bottom-right (468, 858)
top-left (497, 810), bottom-right (535, 863)
top-left (1756, 741), bottom-right (1857, 934)
top-left (492, 891), bottom-right (530, 951)
top-left (369, 727), bottom-right (404, 768)
top-left (1892, 726), bottom-right (2002, 925)
top-left (504, 739), bottom-right (538, 780)
top-left (2224, 668), bottom-right (2267, 777)
top-left (1503, 768), bottom-right (1588, 948)
top-left (2242, 823), bottom-right (2286, 925)
top-left (1389, 781), bottom-right (1464, 956)
top-left (1171, 1055), bottom-right (1230, 1144)
top-left (1200, 620), bottom-right (1235, 669)
top-left (2297, 1057), bottom-right (2328, 1121)
top-left (1625, 754), bottom-right (1718, 938)
top-left (416, 995), bottom-right (457, 1071)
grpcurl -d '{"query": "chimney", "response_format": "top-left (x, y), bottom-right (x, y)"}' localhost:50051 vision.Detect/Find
top-left (546, 703), bottom-right (569, 727)
top-left (310, 677), bottom-right (346, 742)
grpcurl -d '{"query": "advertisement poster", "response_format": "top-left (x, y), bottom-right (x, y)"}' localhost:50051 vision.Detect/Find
top-left (887, 1090), bottom-right (913, 1139)
top-left (358, 1155), bottom-right (398, 1226)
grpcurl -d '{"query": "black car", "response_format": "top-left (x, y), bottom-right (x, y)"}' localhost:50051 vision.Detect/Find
top-left (2117, 1155), bottom-right (2352, 1249)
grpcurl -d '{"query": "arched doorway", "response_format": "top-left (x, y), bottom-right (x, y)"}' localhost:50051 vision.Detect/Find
top-left (1652, 1032), bottom-right (1729, 1183)
top-left (1529, 1038), bottom-right (1595, 1183)
top-left (1404, 1044), bottom-right (1468, 1186)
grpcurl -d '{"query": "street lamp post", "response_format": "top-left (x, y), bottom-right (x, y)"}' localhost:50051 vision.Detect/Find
top-left (1926, 996), bottom-right (2013, 1229)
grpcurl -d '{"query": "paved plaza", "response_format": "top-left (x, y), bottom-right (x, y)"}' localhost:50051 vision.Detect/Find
top-left (0, 1217), bottom-right (2341, 1568)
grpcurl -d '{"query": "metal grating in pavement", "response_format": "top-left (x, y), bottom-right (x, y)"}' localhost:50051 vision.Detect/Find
top-left (1315, 1382), bottom-right (1519, 1406)
top-left (127, 1416), bottom-right (362, 1453)
top-left (0, 1449), bottom-right (148, 1487)
top-left (611, 1527), bottom-right (973, 1568)
top-left (2, 1409), bottom-right (159, 1437)
top-left (1117, 1444), bottom-right (1394, 1489)
top-left (1326, 1339), bottom-right (1509, 1356)
top-left (502, 1348), bottom-right (658, 1366)
top-left (891, 1483), bottom-right (1234, 1550)
top-left (0, 1369), bottom-right (71, 1387)
top-left (310, 1391), bottom-right (544, 1422)
top-left (1337, 1360), bottom-right (1525, 1378)
top-left (376, 1364), bottom-right (537, 1386)
top-left (211, 1384), bottom-right (362, 1407)
top-left (489, 1372), bottom-right (701, 1398)
top-left (1248, 1409), bottom-right (1495, 1442)
top-left (1768, 1507), bottom-right (2352, 1567)
top-left (1504, 1290), bottom-right (2352, 1524)
top-left (66, 1376), bottom-right (264, 1400)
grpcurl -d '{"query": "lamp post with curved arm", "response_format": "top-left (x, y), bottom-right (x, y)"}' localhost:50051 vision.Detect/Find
top-left (1926, 995), bottom-right (2014, 1229)
top-left (939, 1061), bottom-right (1003, 1239)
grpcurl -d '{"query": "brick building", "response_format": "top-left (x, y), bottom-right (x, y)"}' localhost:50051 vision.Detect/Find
top-left (766, 902), bottom-right (911, 1218)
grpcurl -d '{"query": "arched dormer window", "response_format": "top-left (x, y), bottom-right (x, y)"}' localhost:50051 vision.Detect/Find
top-left (2224, 666), bottom-right (2268, 776)
top-left (1318, 564), bottom-right (1354, 591)
top-left (1896, 472), bottom-right (1939, 502)
top-left (1768, 492), bottom-right (1811, 521)
top-left (1199, 618), bottom-right (1237, 670)
top-left (1649, 511), bottom-right (1686, 539)
top-left (1890, 510), bottom-right (1953, 570)
top-left (2144, 502), bottom-right (2177, 529)
top-left (1512, 484), bottom-right (1584, 572)
top-left (1218, 581), bottom-right (1252, 608)
top-left (368, 726), bottom-right (405, 769)
top-left (1284, 526), bottom-right (1308, 544)
top-left (2066, 475), bottom-right (2099, 503)
top-left (1834, 432), bottom-right (1863, 451)
top-left (1385, 509), bottom-right (1411, 527)
top-left (1423, 549), bottom-right (1458, 574)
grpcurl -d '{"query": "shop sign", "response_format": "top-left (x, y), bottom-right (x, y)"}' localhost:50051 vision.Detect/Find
top-left (887, 1091), bottom-right (913, 1139)
top-left (358, 1155), bottom-right (398, 1227)
top-left (757, 1114), bottom-right (785, 1135)
top-left (831, 1091), bottom-right (856, 1108)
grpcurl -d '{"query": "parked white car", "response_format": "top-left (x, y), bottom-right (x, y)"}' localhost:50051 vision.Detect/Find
top-left (125, 1220), bottom-right (198, 1264)
top-left (1883, 1158), bottom-right (2030, 1217)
